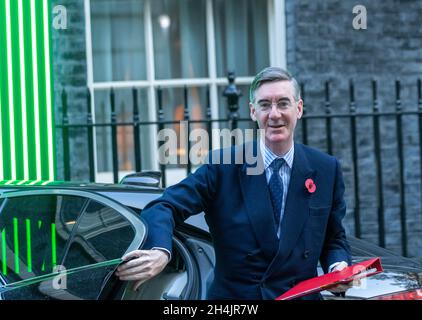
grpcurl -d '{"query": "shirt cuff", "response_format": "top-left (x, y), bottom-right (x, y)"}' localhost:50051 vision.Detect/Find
top-left (152, 247), bottom-right (171, 262)
top-left (329, 261), bottom-right (348, 272)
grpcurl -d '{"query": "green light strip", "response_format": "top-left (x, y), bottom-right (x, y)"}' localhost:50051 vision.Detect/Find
top-left (51, 222), bottom-right (56, 269)
top-left (5, 0), bottom-right (16, 180)
top-left (18, 0), bottom-right (29, 180)
top-left (0, 0), bottom-right (55, 181)
top-left (26, 219), bottom-right (32, 273)
top-left (43, 0), bottom-right (55, 180)
top-left (30, 0), bottom-right (42, 180)
top-left (1, 228), bottom-right (6, 275)
top-left (13, 217), bottom-right (19, 274)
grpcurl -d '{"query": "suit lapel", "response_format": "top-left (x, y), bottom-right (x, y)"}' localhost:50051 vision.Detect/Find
top-left (238, 141), bottom-right (278, 259)
top-left (267, 143), bottom-right (315, 274)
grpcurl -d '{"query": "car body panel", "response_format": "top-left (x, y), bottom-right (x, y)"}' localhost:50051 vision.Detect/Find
top-left (0, 182), bottom-right (421, 300)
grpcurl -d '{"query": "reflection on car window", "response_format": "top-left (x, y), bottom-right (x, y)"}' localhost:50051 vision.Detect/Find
top-left (57, 200), bottom-right (135, 299)
top-left (0, 195), bottom-right (138, 300)
top-left (0, 195), bottom-right (86, 287)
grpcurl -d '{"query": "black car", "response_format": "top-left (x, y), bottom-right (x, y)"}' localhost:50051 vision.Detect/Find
top-left (0, 175), bottom-right (421, 300)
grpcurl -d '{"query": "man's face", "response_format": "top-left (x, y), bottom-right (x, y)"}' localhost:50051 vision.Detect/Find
top-left (249, 80), bottom-right (303, 152)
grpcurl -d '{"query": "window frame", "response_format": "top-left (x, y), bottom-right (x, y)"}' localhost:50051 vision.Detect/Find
top-left (84, 0), bottom-right (287, 181)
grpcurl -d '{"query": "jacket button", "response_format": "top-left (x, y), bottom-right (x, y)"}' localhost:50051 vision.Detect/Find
top-left (303, 250), bottom-right (310, 259)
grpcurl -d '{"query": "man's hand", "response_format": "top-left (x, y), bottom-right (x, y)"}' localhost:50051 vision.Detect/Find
top-left (115, 249), bottom-right (170, 291)
top-left (328, 261), bottom-right (356, 295)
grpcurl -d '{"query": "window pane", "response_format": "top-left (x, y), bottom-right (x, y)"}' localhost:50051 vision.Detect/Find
top-left (214, 0), bottom-right (269, 77)
top-left (0, 195), bottom-right (85, 285)
top-left (158, 86), bottom-right (209, 169)
top-left (94, 88), bottom-right (151, 178)
top-left (152, 0), bottom-right (208, 79)
top-left (91, 0), bottom-right (146, 81)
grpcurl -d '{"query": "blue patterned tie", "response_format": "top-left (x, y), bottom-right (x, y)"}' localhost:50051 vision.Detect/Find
top-left (269, 158), bottom-right (285, 233)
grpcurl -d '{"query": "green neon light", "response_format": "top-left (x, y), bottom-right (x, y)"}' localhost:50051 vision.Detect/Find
top-left (18, 0), bottom-right (29, 180)
top-left (51, 222), bottom-right (56, 269)
top-left (0, 0), bottom-right (55, 181)
top-left (13, 217), bottom-right (19, 274)
top-left (1, 228), bottom-right (6, 275)
top-left (26, 219), bottom-right (32, 272)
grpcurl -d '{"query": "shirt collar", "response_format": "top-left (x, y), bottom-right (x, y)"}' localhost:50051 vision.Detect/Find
top-left (260, 140), bottom-right (294, 170)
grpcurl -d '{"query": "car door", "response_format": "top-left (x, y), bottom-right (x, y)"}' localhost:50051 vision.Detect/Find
top-left (0, 189), bottom-right (146, 300)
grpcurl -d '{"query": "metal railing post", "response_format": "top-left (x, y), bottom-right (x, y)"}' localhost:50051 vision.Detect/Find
top-left (61, 89), bottom-right (70, 181)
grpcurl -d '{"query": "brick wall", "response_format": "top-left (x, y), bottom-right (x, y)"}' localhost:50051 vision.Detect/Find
top-left (50, 0), bottom-right (422, 257)
top-left (286, 0), bottom-right (422, 257)
top-left (52, 0), bottom-right (88, 181)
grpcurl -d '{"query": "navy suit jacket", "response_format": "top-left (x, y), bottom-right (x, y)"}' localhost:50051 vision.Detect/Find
top-left (141, 142), bottom-right (351, 300)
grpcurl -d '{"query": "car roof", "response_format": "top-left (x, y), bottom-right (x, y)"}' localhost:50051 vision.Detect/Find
top-left (0, 180), bottom-right (163, 193)
top-left (0, 180), bottom-right (164, 214)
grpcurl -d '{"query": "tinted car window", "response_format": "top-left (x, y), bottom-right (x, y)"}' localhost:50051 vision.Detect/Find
top-left (58, 200), bottom-right (135, 299)
top-left (0, 195), bottom-right (86, 285)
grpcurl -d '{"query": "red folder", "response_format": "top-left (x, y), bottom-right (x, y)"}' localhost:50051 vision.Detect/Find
top-left (275, 257), bottom-right (383, 300)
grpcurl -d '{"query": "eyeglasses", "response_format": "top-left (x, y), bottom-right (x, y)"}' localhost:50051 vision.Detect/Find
top-left (254, 100), bottom-right (294, 113)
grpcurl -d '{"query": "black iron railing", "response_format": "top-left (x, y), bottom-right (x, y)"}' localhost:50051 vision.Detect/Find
top-left (56, 76), bottom-right (422, 257)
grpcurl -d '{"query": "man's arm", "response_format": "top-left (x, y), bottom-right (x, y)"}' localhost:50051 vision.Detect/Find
top-left (116, 162), bottom-right (217, 290)
top-left (319, 159), bottom-right (352, 274)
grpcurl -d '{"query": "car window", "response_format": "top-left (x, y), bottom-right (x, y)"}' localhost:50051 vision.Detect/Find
top-left (0, 195), bottom-right (86, 285)
top-left (56, 199), bottom-right (136, 299)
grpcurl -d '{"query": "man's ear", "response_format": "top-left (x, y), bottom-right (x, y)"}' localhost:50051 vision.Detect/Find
top-left (249, 103), bottom-right (257, 121)
top-left (296, 99), bottom-right (304, 119)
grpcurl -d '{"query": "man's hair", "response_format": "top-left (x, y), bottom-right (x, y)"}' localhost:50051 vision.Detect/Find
top-left (249, 67), bottom-right (301, 103)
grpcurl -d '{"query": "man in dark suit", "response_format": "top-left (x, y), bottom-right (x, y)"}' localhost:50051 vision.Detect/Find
top-left (116, 67), bottom-right (352, 299)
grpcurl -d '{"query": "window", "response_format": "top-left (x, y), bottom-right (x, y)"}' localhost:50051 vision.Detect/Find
top-left (214, 0), bottom-right (269, 77)
top-left (151, 0), bottom-right (208, 79)
top-left (91, 0), bottom-right (146, 82)
top-left (0, 191), bottom-right (145, 300)
top-left (87, 0), bottom-right (285, 183)
top-left (57, 200), bottom-right (135, 299)
top-left (0, 195), bottom-right (84, 283)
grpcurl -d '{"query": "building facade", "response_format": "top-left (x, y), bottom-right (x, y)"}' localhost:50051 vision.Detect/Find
top-left (51, 0), bottom-right (422, 257)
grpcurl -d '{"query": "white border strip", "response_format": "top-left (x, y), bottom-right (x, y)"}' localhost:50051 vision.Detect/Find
top-left (5, 0), bottom-right (16, 180)
top-left (84, 0), bottom-right (97, 181)
top-left (91, 77), bottom-right (254, 90)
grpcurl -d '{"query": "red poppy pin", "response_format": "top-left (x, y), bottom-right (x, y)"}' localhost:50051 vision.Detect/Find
top-left (305, 178), bottom-right (316, 193)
